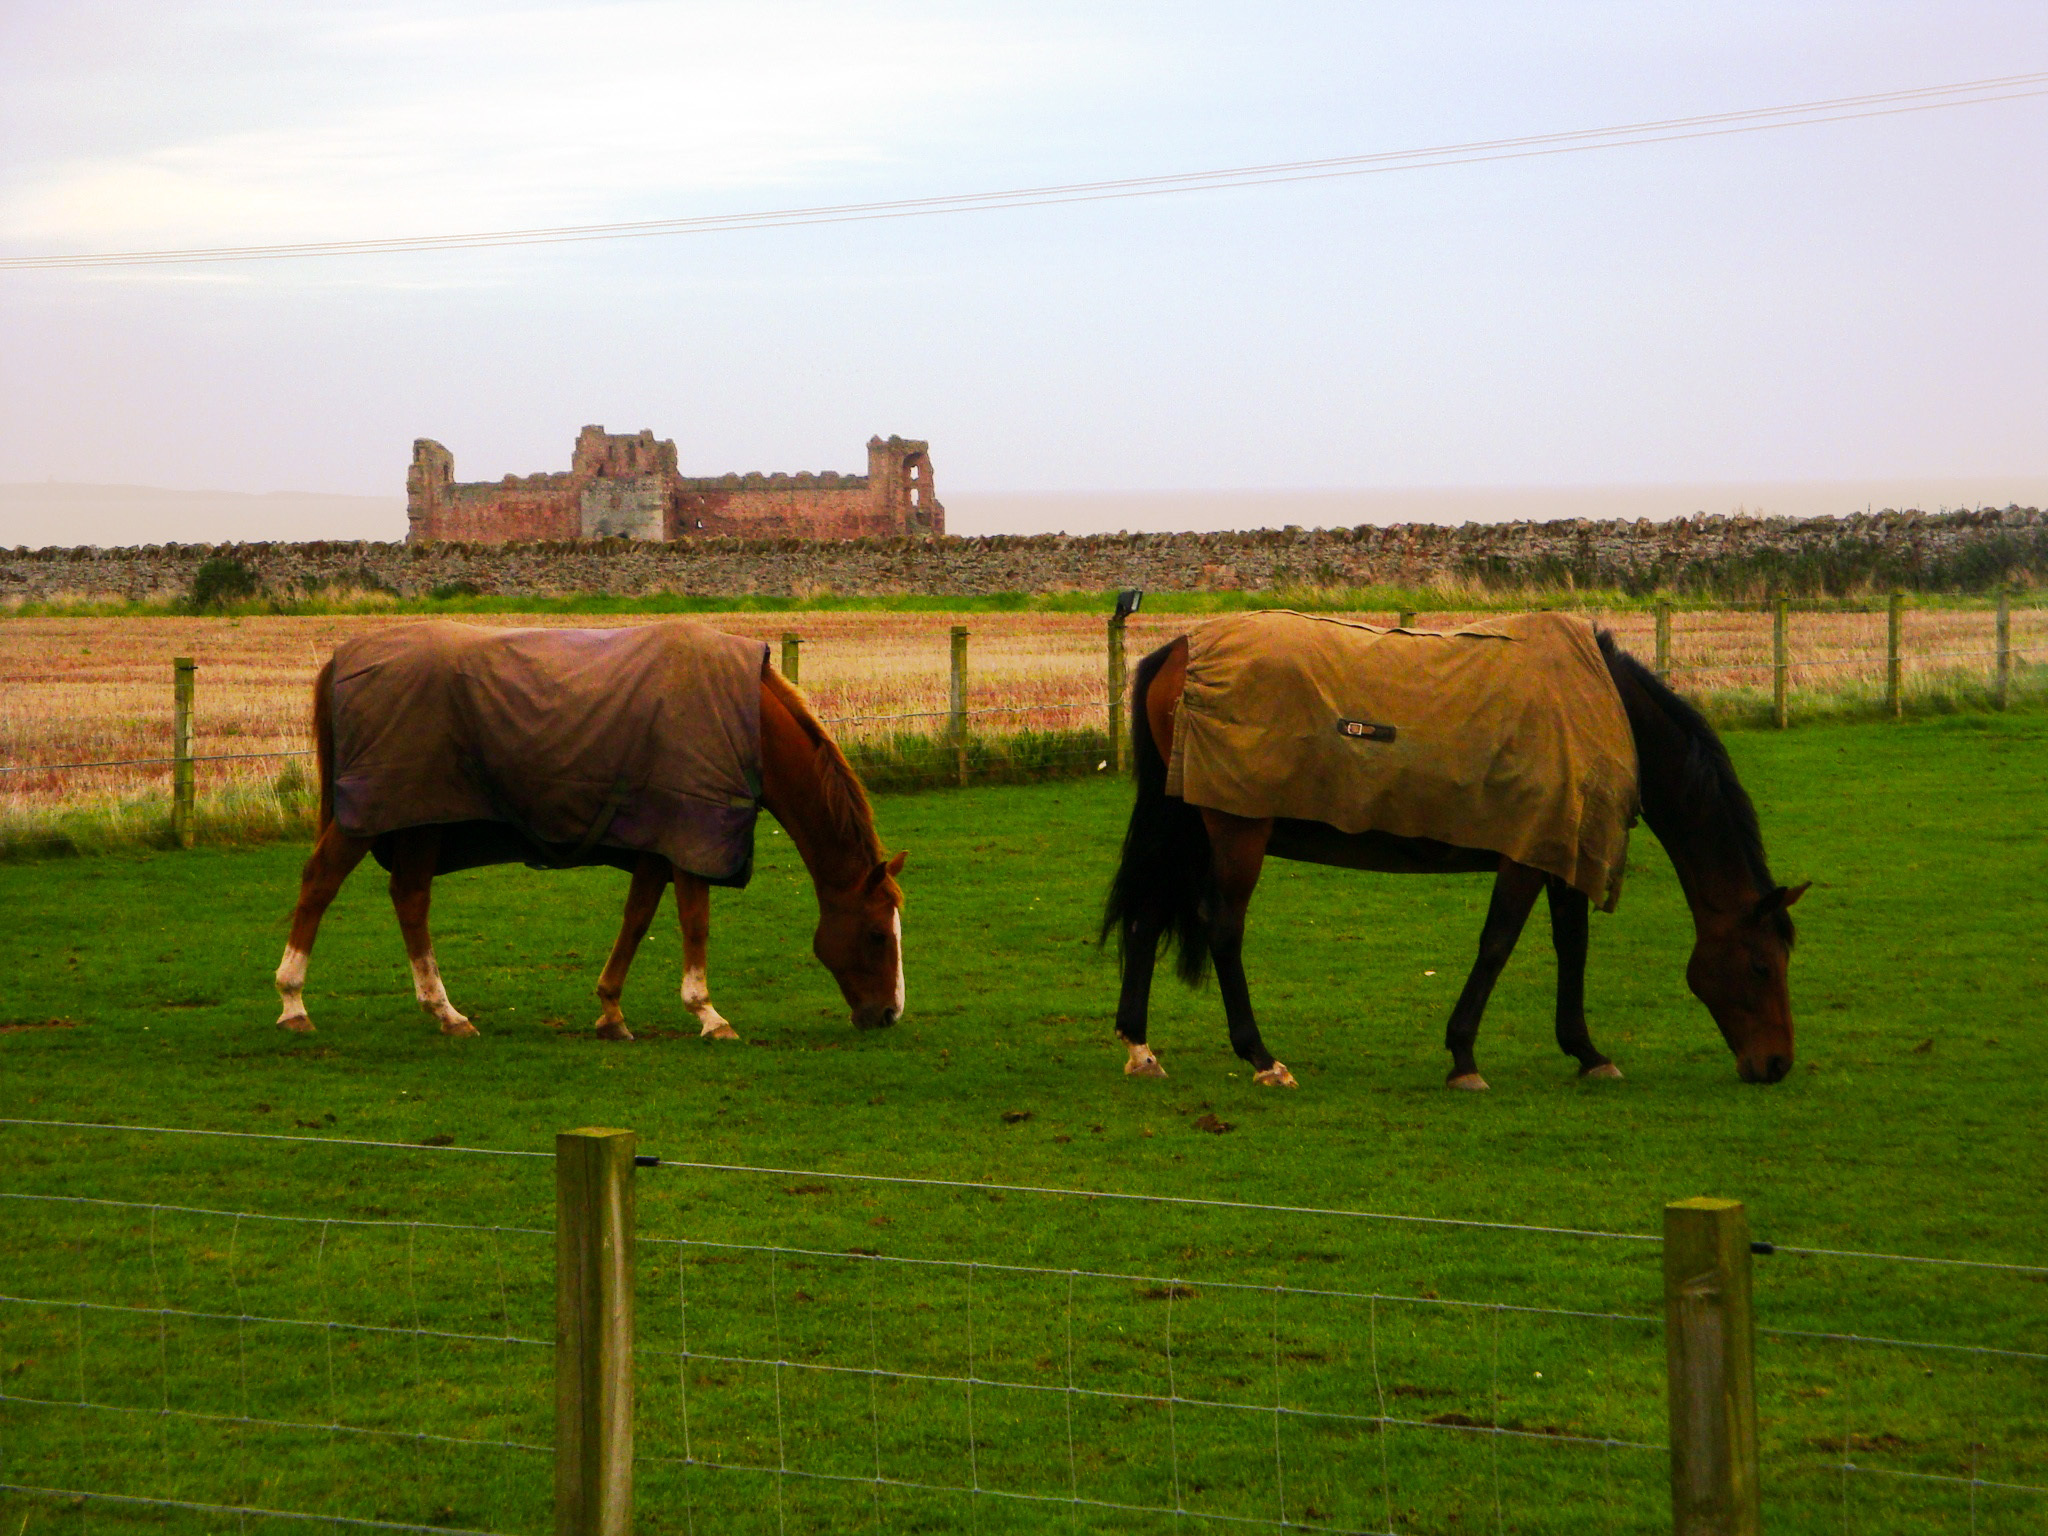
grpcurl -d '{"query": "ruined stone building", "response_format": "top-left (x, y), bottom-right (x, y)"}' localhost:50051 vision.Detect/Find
top-left (405, 426), bottom-right (942, 543)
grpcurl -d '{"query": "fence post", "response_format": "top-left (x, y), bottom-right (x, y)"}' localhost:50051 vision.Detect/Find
top-left (1886, 590), bottom-right (1903, 719)
top-left (1655, 601), bottom-right (1672, 683)
top-left (949, 625), bottom-right (969, 788)
top-left (780, 632), bottom-right (801, 687)
top-left (1106, 614), bottom-right (1127, 775)
top-left (1397, 609), bottom-right (1417, 629)
top-left (1665, 1197), bottom-right (1759, 1536)
top-left (1995, 589), bottom-right (2010, 710)
top-left (172, 657), bottom-right (196, 848)
top-left (556, 1127), bottom-right (637, 1536)
top-left (1772, 600), bottom-right (1788, 730)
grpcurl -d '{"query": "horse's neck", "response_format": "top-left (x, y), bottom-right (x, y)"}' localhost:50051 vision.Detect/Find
top-left (1619, 680), bottom-right (1759, 922)
top-left (759, 697), bottom-right (872, 898)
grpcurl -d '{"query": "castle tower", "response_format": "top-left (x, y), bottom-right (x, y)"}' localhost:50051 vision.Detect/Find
top-left (406, 439), bottom-right (453, 541)
top-left (866, 435), bottom-right (942, 536)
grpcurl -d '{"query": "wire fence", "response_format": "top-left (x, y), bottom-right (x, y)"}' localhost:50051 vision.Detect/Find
top-left (2, 600), bottom-right (2043, 854)
top-left (2, 1119), bottom-right (2043, 1533)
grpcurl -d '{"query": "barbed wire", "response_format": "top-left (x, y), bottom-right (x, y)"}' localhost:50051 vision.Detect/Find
top-left (1759, 1324), bottom-right (2048, 1362)
top-left (1834, 1463), bottom-right (2048, 1497)
top-left (0, 1290), bottom-right (552, 1350)
top-left (0, 1387), bottom-right (549, 1453)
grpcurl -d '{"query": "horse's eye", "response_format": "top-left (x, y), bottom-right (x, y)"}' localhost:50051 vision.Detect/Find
top-left (1750, 959), bottom-right (1771, 980)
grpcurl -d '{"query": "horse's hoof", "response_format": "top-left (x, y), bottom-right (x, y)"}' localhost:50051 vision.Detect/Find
top-left (700, 1021), bottom-right (739, 1041)
top-left (1124, 1045), bottom-right (1167, 1078)
top-left (440, 1018), bottom-right (479, 1038)
top-left (1580, 1061), bottom-right (1624, 1081)
top-left (594, 1020), bottom-right (634, 1042)
top-left (1254, 1062), bottom-right (1298, 1088)
top-left (277, 1013), bottom-right (315, 1034)
top-left (1447, 1072), bottom-right (1490, 1092)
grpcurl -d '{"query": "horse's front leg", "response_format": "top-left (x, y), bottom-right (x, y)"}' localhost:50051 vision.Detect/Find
top-left (387, 828), bottom-right (475, 1037)
top-left (593, 855), bottom-right (669, 1042)
top-left (274, 821), bottom-right (371, 1032)
top-left (1547, 877), bottom-right (1622, 1080)
top-left (1443, 859), bottom-right (1545, 1089)
top-left (1198, 809), bottom-right (1295, 1088)
top-left (673, 870), bottom-right (738, 1040)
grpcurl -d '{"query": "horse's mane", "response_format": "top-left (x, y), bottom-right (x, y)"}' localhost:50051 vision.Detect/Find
top-left (1597, 630), bottom-right (1792, 943)
top-left (762, 666), bottom-right (885, 865)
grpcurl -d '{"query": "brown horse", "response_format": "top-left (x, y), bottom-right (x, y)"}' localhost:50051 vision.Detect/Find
top-left (1103, 628), bottom-right (1805, 1089)
top-left (274, 658), bottom-right (905, 1040)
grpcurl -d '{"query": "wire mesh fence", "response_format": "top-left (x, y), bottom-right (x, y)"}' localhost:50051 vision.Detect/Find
top-left (2, 602), bottom-right (2043, 842)
top-left (3, 1120), bottom-right (2041, 1533)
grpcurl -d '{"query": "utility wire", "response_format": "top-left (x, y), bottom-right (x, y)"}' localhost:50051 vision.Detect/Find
top-left (3, 72), bottom-right (2043, 270)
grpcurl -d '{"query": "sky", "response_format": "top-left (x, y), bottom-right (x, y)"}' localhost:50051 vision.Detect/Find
top-left (2, 2), bottom-right (2046, 542)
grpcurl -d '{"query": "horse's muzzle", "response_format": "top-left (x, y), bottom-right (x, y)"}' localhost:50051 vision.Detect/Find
top-left (854, 1004), bottom-right (901, 1031)
top-left (1737, 1052), bottom-right (1791, 1085)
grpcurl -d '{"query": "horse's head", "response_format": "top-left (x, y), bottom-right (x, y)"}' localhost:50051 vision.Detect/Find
top-left (1685, 882), bottom-right (1808, 1083)
top-left (814, 852), bottom-right (907, 1030)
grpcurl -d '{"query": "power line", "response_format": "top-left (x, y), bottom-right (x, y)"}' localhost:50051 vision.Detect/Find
top-left (4, 71), bottom-right (2043, 271)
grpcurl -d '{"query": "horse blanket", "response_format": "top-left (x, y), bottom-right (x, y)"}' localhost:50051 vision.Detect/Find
top-left (1165, 610), bottom-right (1638, 907)
top-left (328, 620), bottom-right (768, 884)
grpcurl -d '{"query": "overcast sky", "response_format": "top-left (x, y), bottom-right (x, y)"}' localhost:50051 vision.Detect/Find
top-left (2, 2), bottom-right (2045, 527)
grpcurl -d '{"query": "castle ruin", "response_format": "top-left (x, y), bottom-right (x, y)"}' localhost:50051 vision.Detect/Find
top-left (406, 426), bottom-right (942, 543)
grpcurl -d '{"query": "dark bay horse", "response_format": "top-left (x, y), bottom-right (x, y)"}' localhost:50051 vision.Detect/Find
top-left (274, 660), bottom-right (905, 1040)
top-left (1104, 629), bottom-right (1805, 1089)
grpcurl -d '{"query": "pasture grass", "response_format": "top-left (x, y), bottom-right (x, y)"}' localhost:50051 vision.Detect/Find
top-left (2, 713), bottom-right (2045, 1533)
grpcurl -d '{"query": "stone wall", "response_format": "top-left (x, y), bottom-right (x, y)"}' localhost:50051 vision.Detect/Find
top-left (5, 506), bottom-right (2042, 605)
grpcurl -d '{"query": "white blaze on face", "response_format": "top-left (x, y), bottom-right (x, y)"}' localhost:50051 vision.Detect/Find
top-left (891, 909), bottom-right (905, 1015)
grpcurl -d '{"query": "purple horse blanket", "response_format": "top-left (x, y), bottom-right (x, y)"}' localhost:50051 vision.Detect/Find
top-left (328, 621), bottom-right (768, 884)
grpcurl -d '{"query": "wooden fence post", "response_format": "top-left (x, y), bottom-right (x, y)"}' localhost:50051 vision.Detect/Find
top-left (1106, 614), bottom-right (1127, 775)
top-left (557, 1127), bottom-right (637, 1536)
top-left (780, 633), bottom-right (801, 687)
top-left (1397, 609), bottom-right (1417, 629)
top-left (1665, 1197), bottom-right (1760, 1536)
top-left (1995, 589), bottom-right (2010, 710)
top-left (1772, 600), bottom-right (1788, 730)
top-left (949, 625), bottom-right (969, 788)
top-left (1886, 591), bottom-right (1903, 719)
top-left (172, 657), bottom-right (196, 848)
top-left (1655, 602), bottom-right (1672, 683)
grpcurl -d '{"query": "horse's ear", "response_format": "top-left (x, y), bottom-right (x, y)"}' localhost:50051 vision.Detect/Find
top-left (863, 854), bottom-right (905, 893)
top-left (1753, 882), bottom-right (1811, 919)
top-left (886, 851), bottom-right (907, 878)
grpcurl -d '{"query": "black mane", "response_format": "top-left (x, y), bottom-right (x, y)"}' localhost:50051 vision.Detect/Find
top-left (1597, 630), bottom-right (1792, 942)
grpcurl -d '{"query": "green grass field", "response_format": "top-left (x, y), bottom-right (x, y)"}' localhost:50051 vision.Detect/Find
top-left (3, 713), bottom-right (2044, 1533)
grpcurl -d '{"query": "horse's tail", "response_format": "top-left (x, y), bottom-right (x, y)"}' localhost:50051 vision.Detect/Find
top-left (1101, 639), bottom-right (1216, 986)
top-left (312, 657), bottom-right (336, 832)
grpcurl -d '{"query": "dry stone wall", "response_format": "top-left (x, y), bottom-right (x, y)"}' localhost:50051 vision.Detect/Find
top-left (5, 507), bottom-right (2043, 604)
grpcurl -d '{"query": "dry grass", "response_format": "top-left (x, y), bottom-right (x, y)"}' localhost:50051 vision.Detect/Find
top-left (3, 606), bottom-right (2041, 854)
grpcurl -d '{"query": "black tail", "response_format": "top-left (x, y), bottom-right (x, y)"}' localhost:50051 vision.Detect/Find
top-left (1100, 640), bottom-right (1217, 986)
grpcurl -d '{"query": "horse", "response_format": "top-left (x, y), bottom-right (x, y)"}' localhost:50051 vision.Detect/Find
top-left (1103, 621), bottom-right (1806, 1090)
top-left (273, 637), bottom-right (905, 1041)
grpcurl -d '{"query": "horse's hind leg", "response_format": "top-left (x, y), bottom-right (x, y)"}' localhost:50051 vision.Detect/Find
top-left (1547, 878), bottom-right (1621, 1080)
top-left (275, 821), bottom-right (371, 1032)
top-left (591, 855), bottom-right (668, 1042)
top-left (1199, 809), bottom-right (1296, 1088)
top-left (387, 828), bottom-right (475, 1037)
top-left (1443, 860), bottom-right (1545, 1090)
top-left (1114, 905), bottom-right (1167, 1076)
top-left (673, 871), bottom-right (739, 1040)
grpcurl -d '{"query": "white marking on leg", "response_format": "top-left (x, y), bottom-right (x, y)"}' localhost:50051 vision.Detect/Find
top-left (1125, 1041), bottom-right (1167, 1078)
top-left (891, 910), bottom-right (906, 1016)
top-left (681, 962), bottom-right (737, 1039)
top-left (410, 951), bottom-right (474, 1035)
top-left (275, 945), bottom-right (312, 1029)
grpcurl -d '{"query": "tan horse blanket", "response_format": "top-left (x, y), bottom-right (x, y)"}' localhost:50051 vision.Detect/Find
top-left (1166, 611), bottom-right (1638, 907)
top-left (329, 620), bottom-right (768, 883)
